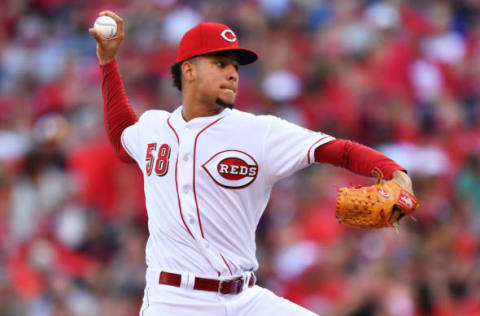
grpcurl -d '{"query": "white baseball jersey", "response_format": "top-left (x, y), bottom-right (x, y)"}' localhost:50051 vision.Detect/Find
top-left (121, 106), bottom-right (334, 277)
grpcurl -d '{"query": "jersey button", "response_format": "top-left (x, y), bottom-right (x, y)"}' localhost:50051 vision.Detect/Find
top-left (183, 185), bottom-right (190, 194)
top-left (183, 154), bottom-right (189, 162)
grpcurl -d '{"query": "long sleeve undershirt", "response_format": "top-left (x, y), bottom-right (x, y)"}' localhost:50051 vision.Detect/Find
top-left (101, 59), bottom-right (138, 163)
top-left (314, 139), bottom-right (405, 179)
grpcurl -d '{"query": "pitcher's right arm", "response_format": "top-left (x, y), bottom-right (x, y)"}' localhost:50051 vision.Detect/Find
top-left (89, 11), bottom-right (138, 162)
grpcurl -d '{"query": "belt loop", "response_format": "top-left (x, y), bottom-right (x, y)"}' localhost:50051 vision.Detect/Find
top-left (186, 272), bottom-right (196, 290)
top-left (243, 272), bottom-right (250, 290)
top-left (180, 272), bottom-right (189, 289)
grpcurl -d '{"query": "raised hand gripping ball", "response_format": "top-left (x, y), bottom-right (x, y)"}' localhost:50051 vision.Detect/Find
top-left (93, 16), bottom-right (117, 39)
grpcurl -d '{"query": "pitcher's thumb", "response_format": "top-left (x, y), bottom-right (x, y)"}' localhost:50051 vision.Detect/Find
top-left (89, 28), bottom-right (103, 42)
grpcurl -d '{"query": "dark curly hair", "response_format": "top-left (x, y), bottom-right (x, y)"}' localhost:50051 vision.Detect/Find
top-left (170, 62), bottom-right (183, 91)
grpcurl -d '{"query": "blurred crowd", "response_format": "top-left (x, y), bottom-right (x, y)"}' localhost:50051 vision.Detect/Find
top-left (1, 0), bottom-right (480, 315)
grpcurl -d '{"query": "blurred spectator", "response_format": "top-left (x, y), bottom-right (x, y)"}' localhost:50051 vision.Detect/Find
top-left (1, 0), bottom-right (480, 315)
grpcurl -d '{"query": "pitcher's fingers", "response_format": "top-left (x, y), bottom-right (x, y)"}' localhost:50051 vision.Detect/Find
top-left (99, 10), bottom-right (124, 34)
top-left (89, 28), bottom-right (104, 42)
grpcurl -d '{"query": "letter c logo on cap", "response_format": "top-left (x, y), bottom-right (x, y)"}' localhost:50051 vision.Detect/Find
top-left (221, 29), bottom-right (237, 43)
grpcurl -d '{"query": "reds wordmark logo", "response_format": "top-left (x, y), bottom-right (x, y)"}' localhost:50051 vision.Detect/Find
top-left (202, 150), bottom-right (258, 189)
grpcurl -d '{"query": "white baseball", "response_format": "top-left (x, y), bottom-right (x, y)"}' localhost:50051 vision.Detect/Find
top-left (93, 16), bottom-right (117, 39)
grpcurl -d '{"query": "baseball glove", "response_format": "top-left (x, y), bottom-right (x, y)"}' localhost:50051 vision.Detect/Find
top-left (335, 171), bottom-right (419, 229)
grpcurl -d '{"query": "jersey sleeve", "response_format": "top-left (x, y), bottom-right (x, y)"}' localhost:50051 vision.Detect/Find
top-left (262, 115), bottom-right (335, 184)
top-left (120, 121), bottom-right (141, 164)
top-left (120, 110), bottom-right (168, 166)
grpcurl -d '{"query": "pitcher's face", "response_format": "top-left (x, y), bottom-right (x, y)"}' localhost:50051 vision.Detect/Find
top-left (188, 53), bottom-right (240, 109)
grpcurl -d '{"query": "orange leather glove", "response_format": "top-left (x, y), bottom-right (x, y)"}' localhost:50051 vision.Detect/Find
top-left (336, 174), bottom-right (419, 229)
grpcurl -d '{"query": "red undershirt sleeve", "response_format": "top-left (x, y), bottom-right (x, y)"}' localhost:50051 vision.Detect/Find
top-left (314, 139), bottom-right (406, 179)
top-left (101, 59), bottom-right (138, 163)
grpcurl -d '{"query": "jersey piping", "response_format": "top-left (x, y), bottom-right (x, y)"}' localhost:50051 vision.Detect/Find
top-left (191, 117), bottom-right (234, 276)
top-left (307, 136), bottom-right (331, 164)
top-left (192, 117), bottom-right (224, 239)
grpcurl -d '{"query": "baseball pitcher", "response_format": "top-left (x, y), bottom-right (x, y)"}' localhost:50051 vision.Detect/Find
top-left (89, 11), bottom-right (418, 316)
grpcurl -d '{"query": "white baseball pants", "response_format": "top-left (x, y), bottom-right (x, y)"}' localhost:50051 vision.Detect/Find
top-left (139, 269), bottom-right (318, 316)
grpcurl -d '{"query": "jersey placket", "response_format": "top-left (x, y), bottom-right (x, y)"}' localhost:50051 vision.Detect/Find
top-left (176, 123), bottom-right (198, 235)
top-left (176, 121), bottom-right (230, 275)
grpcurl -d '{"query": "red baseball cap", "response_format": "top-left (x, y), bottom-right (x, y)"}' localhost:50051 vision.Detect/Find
top-left (176, 22), bottom-right (258, 65)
